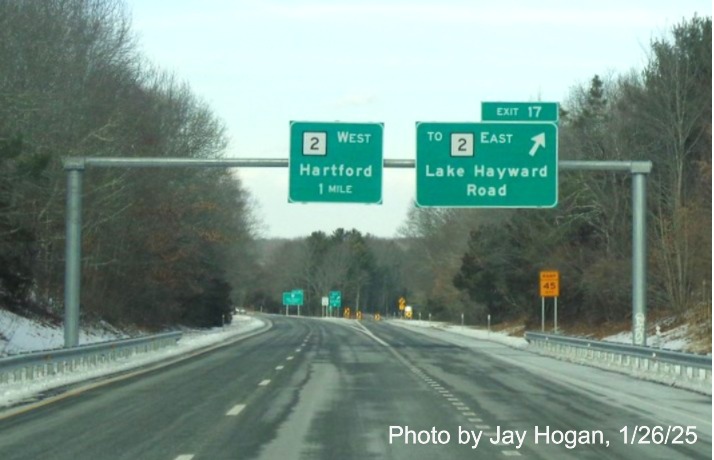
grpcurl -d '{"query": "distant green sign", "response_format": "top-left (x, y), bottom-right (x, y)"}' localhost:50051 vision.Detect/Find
top-left (482, 102), bottom-right (559, 123)
top-left (289, 122), bottom-right (383, 203)
top-left (416, 122), bottom-right (558, 207)
top-left (283, 290), bottom-right (304, 306)
top-left (329, 291), bottom-right (342, 308)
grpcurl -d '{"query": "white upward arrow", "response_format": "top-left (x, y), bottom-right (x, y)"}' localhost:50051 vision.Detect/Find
top-left (529, 133), bottom-right (546, 156)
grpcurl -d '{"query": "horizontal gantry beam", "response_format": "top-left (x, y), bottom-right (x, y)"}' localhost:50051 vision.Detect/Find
top-left (63, 157), bottom-right (652, 174)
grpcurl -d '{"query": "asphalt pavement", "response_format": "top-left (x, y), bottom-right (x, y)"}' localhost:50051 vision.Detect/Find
top-left (0, 315), bottom-right (709, 459)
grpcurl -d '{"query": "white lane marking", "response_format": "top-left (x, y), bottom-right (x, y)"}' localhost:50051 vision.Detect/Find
top-left (463, 411), bottom-right (477, 416)
top-left (226, 404), bottom-right (246, 416)
top-left (276, 365), bottom-right (284, 370)
top-left (287, 356), bottom-right (294, 360)
top-left (174, 456), bottom-right (195, 460)
top-left (296, 348), bottom-right (302, 352)
top-left (258, 379), bottom-right (271, 386)
top-left (446, 397), bottom-right (459, 401)
top-left (468, 418), bottom-right (483, 422)
top-left (476, 425), bottom-right (490, 429)
top-left (353, 321), bottom-right (390, 347)
top-left (502, 451), bottom-right (522, 456)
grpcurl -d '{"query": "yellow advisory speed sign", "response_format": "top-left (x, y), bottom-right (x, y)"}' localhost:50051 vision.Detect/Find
top-left (540, 270), bottom-right (560, 297)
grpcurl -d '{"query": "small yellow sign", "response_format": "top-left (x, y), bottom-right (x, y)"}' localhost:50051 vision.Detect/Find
top-left (398, 297), bottom-right (406, 311)
top-left (540, 270), bottom-right (560, 297)
top-left (344, 307), bottom-right (351, 318)
top-left (374, 313), bottom-right (381, 321)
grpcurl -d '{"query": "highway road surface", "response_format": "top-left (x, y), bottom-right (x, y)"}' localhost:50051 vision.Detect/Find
top-left (0, 315), bottom-right (710, 459)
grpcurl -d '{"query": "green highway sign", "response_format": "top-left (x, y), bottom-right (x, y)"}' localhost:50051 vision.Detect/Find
top-left (329, 290), bottom-right (342, 308)
top-left (289, 121), bottom-right (383, 203)
top-left (482, 102), bottom-right (559, 123)
top-left (416, 122), bottom-right (558, 207)
top-left (283, 289), bottom-right (304, 306)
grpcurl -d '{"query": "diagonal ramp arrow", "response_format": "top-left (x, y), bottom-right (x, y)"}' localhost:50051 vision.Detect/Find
top-left (529, 133), bottom-right (546, 156)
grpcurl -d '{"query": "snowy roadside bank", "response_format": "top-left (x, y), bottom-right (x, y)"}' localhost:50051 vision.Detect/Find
top-left (386, 319), bottom-right (529, 349)
top-left (0, 315), bottom-right (268, 409)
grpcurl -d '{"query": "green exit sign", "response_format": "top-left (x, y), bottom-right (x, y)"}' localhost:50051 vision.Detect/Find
top-left (283, 290), bottom-right (304, 306)
top-left (289, 121), bottom-right (383, 203)
top-left (416, 122), bottom-right (558, 208)
top-left (329, 290), bottom-right (341, 308)
top-left (482, 102), bottom-right (559, 122)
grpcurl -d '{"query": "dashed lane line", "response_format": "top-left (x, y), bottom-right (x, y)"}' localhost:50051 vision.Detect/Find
top-left (226, 404), bottom-right (246, 416)
top-left (258, 379), bottom-right (271, 386)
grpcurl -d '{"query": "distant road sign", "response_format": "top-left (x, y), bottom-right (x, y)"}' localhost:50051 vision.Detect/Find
top-left (329, 291), bottom-right (342, 308)
top-left (540, 271), bottom-right (560, 297)
top-left (398, 297), bottom-right (406, 311)
top-left (289, 121), bottom-right (383, 203)
top-left (283, 290), bottom-right (304, 306)
top-left (482, 102), bottom-right (559, 123)
top-left (416, 122), bottom-right (558, 207)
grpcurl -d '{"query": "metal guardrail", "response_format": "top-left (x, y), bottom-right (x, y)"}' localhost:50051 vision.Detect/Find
top-left (0, 331), bottom-right (182, 385)
top-left (524, 331), bottom-right (712, 392)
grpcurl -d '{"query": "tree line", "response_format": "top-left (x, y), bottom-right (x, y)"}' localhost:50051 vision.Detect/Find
top-left (0, 0), bottom-right (259, 328)
top-left (398, 16), bottom-right (711, 329)
top-left (249, 229), bottom-right (408, 316)
top-left (211, 17), bottom-right (712, 331)
top-left (2, 4), bottom-right (709, 336)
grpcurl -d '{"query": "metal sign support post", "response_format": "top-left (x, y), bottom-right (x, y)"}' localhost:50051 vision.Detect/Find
top-left (61, 157), bottom-right (651, 348)
top-left (632, 170), bottom-right (648, 346)
top-left (541, 297), bottom-right (545, 332)
top-left (554, 297), bottom-right (558, 333)
top-left (63, 159), bottom-right (84, 348)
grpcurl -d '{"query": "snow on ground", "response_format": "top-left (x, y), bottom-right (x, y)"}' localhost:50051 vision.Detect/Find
top-left (387, 319), bottom-right (529, 348)
top-left (0, 309), bottom-right (127, 356)
top-left (602, 323), bottom-right (693, 352)
top-left (387, 318), bottom-right (711, 394)
top-left (388, 317), bottom-right (700, 353)
top-left (0, 314), bottom-right (266, 408)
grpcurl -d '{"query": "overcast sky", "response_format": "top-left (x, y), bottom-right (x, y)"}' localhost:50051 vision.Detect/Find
top-left (124, 0), bottom-right (711, 239)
